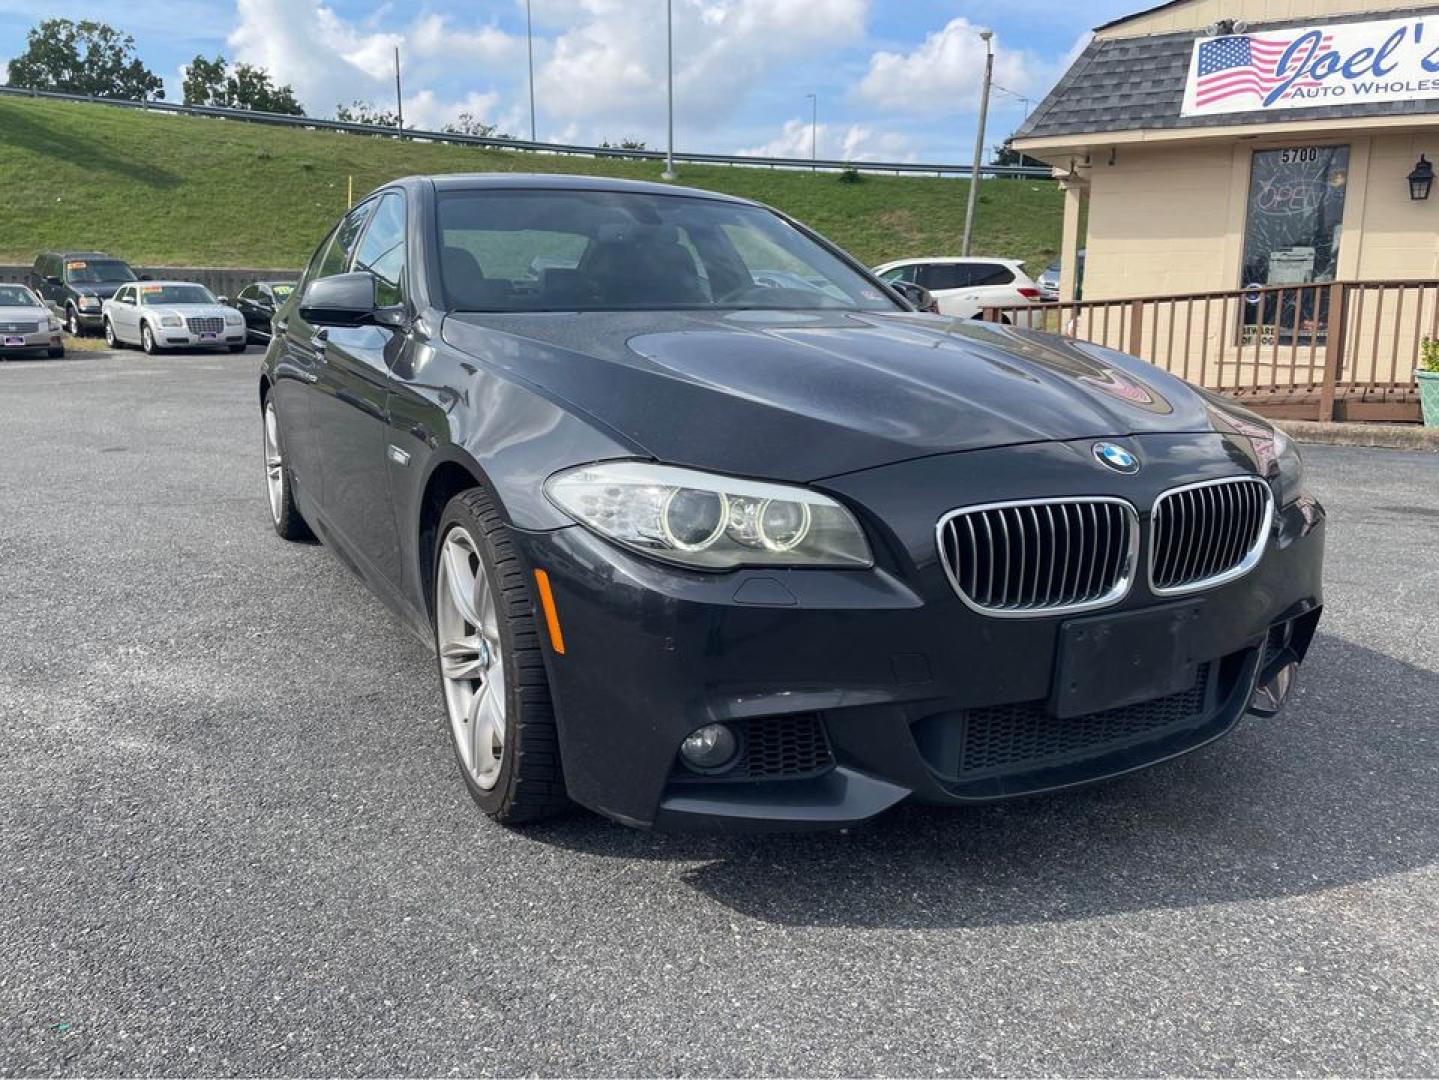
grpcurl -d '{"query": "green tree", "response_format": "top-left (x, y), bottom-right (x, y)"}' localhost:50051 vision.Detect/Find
top-left (335, 99), bottom-right (399, 128)
top-left (182, 54), bottom-right (303, 115)
top-left (5, 19), bottom-right (163, 100)
top-left (443, 112), bottom-right (510, 139)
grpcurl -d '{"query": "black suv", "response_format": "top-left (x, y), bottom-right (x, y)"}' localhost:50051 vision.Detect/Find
top-left (28, 251), bottom-right (141, 336)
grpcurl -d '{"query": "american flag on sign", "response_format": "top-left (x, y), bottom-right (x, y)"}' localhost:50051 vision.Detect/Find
top-left (1195, 34), bottom-right (1332, 108)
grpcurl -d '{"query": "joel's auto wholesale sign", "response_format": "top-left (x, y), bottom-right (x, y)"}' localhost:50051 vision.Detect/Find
top-left (1182, 14), bottom-right (1439, 117)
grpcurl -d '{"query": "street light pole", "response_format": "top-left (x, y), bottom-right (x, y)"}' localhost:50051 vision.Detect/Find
top-left (806, 93), bottom-right (817, 170)
top-left (961, 29), bottom-right (994, 257)
top-left (526, 0), bottom-right (536, 142)
top-left (662, 0), bottom-right (677, 179)
top-left (394, 46), bottom-right (404, 132)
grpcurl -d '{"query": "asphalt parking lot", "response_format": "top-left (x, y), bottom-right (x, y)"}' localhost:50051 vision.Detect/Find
top-left (1, 347), bottom-right (1436, 1077)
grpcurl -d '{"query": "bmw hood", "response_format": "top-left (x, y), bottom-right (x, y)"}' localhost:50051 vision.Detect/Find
top-left (443, 309), bottom-right (1269, 481)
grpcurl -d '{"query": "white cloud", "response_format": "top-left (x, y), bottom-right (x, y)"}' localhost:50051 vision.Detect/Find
top-left (857, 17), bottom-right (1042, 113)
top-left (737, 117), bottom-right (917, 163)
top-left (227, 0), bottom-right (524, 126)
top-left (536, 0), bottom-right (868, 131)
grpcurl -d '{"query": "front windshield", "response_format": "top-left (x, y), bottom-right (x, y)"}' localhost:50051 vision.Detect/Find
top-left (65, 259), bottom-right (137, 284)
top-left (0, 285), bottom-right (40, 307)
top-left (435, 189), bottom-right (900, 313)
top-left (139, 284), bottom-right (216, 306)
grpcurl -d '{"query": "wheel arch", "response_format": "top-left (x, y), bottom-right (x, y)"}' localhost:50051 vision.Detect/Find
top-left (416, 454), bottom-right (494, 622)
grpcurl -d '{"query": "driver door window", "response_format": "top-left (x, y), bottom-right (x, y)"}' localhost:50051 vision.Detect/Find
top-left (352, 192), bottom-right (407, 307)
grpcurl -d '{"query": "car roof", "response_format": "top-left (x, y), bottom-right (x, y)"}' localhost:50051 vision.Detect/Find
top-left (876, 256), bottom-right (1025, 267)
top-left (392, 172), bottom-right (753, 205)
top-left (129, 280), bottom-right (212, 290)
top-left (47, 251), bottom-right (117, 259)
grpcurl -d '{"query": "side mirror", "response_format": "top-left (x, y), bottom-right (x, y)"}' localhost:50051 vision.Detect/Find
top-left (217, 295), bottom-right (229, 306)
top-left (45, 275), bottom-right (62, 286)
top-left (138, 274), bottom-right (152, 281)
top-left (299, 271), bottom-right (377, 326)
top-left (889, 279), bottom-right (938, 313)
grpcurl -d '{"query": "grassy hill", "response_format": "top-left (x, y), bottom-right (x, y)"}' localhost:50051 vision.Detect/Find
top-left (0, 95), bottom-right (1062, 273)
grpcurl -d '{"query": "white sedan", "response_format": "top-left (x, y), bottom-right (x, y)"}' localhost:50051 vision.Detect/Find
top-left (871, 257), bottom-right (1043, 319)
top-left (101, 281), bottom-right (247, 354)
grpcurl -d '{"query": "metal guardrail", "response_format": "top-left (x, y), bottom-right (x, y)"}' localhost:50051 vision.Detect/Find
top-left (0, 84), bottom-right (1053, 179)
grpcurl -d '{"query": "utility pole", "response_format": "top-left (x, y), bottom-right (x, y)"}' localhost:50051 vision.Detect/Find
top-left (662, 0), bottom-right (676, 179)
top-left (394, 46), bottom-right (404, 132)
top-left (526, 0), bottom-right (537, 142)
top-left (961, 30), bottom-right (994, 257)
top-left (806, 93), bottom-right (817, 170)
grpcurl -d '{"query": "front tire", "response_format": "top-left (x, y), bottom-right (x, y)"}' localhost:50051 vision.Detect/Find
top-left (228, 342), bottom-right (246, 354)
top-left (103, 318), bottom-right (122, 349)
top-left (66, 307), bottom-right (83, 337)
top-left (434, 489), bottom-right (568, 824)
top-left (140, 322), bottom-right (160, 354)
top-left (48, 346), bottom-right (64, 359)
top-left (262, 396), bottom-right (313, 541)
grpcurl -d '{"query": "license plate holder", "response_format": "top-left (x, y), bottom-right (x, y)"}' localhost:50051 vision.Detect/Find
top-left (200, 331), bottom-right (217, 340)
top-left (3, 336), bottom-right (24, 346)
top-left (1050, 601), bottom-right (1205, 719)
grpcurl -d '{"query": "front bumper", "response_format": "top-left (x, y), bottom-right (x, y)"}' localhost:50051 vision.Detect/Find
top-left (161, 330), bottom-right (246, 347)
top-left (73, 307), bottom-right (104, 328)
top-left (513, 434), bottom-right (1325, 831)
top-left (0, 329), bottom-right (63, 353)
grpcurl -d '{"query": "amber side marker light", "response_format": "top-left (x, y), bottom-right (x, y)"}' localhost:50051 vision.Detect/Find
top-left (533, 569), bottom-right (566, 655)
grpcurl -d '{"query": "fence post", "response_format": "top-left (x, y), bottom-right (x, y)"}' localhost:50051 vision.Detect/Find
top-left (1318, 281), bottom-right (1348, 422)
top-left (1127, 299), bottom-right (1145, 358)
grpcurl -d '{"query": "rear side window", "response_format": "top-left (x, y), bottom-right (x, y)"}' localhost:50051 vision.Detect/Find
top-left (877, 265), bottom-right (917, 284)
top-left (969, 263), bottom-right (1016, 287)
top-left (352, 192), bottom-right (407, 307)
top-left (920, 264), bottom-right (973, 290)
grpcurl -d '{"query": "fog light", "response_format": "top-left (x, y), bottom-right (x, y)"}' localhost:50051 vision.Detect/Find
top-left (679, 723), bottom-right (739, 773)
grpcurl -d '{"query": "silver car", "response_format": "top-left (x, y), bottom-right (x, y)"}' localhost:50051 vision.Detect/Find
top-left (0, 283), bottom-right (64, 359)
top-left (101, 281), bottom-right (247, 354)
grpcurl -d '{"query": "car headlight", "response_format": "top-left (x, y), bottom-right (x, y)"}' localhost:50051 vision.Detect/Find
top-left (1271, 427), bottom-right (1304, 505)
top-left (158, 314), bottom-right (183, 327)
top-left (545, 461), bottom-right (873, 570)
top-left (224, 311), bottom-right (243, 325)
top-left (77, 295), bottom-right (100, 310)
top-left (47, 315), bottom-right (61, 331)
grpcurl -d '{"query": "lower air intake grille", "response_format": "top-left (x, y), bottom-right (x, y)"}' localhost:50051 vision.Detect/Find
top-left (186, 316), bottom-right (225, 335)
top-left (1151, 477), bottom-right (1272, 594)
top-left (957, 664), bottom-right (1211, 779)
top-left (673, 713), bottom-right (835, 783)
top-left (938, 498), bottom-right (1138, 616)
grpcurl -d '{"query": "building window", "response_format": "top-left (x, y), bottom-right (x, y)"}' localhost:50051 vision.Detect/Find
top-left (1240, 146), bottom-right (1348, 345)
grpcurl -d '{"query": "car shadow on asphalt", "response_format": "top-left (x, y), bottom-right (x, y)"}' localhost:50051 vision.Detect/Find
top-left (526, 632), bottom-right (1439, 929)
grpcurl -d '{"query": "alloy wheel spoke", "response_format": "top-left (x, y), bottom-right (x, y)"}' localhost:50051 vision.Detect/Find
top-left (442, 540), bottom-right (483, 627)
top-left (468, 681), bottom-right (504, 779)
top-left (439, 633), bottom-right (489, 681)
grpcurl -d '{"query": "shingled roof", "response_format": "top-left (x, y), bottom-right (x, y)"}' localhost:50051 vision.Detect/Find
top-left (1015, 6), bottom-right (1439, 142)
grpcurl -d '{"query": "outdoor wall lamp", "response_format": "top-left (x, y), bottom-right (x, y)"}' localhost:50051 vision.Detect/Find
top-left (1408, 154), bottom-right (1434, 201)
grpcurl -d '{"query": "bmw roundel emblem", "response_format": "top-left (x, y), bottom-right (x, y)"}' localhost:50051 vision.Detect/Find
top-left (1093, 442), bottom-right (1139, 474)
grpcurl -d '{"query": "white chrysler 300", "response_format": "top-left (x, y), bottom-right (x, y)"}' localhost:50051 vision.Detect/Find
top-left (102, 281), bottom-right (247, 353)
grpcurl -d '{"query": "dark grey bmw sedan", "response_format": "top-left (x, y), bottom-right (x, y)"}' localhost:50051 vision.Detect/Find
top-left (259, 174), bottom-right (1324, 831)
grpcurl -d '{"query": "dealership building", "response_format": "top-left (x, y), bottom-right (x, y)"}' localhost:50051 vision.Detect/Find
top-left (1010, 0), bottom-right (1439, 420)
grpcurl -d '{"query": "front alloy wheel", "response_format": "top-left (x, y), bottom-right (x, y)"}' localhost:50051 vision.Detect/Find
top-left (103, 318), bottom-right (120, 348)
top-left (434, 489), bottom-right (567, 823)
top-left (67, 308), bottom-right (82, 336)
top-left (140, 322), bottom-right (159, 354)
top-left (437, 526), bottom-right (508, 790)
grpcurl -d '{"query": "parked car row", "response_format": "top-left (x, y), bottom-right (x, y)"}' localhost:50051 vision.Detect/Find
top-left (15, 249), bottom-right (297, 356)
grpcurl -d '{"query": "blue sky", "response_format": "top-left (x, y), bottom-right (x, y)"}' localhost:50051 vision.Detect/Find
top-left (0, 0), bottom-right (1138, 161)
